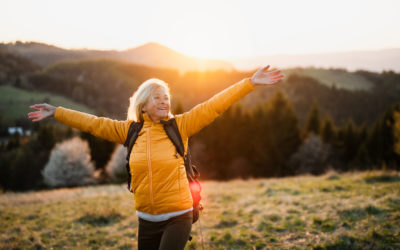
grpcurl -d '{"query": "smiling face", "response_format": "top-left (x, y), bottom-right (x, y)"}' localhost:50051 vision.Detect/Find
top-left (142, 86), bottom-right (171, 122)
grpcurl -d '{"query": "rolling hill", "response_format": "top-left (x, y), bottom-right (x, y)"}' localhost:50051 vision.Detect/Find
top-left (2, 41), bottom-right (399, 74)
top-left (0, 85), bottom-right (94, 123)
top-left (0, 41), bottom-right (234, 73)
top-left (230, 48), bottom-right (400, 73)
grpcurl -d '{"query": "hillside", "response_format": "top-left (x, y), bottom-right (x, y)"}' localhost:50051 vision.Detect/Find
top-left (0, 170), bottom-right (399, 249)
top-left (3, 41), bottom-right (399, 74)
top-left (230, 48), bottom-right (400, 73)
top-left (284, 67), bottom-right (374, 91)
top-left (0, 41), bottom-right (234, 73)
top-left (0, 85), bottom-right (94, 123)
top-left (119, 42), bottom-right (234, 73)
top-left (0, 42), bottom-right (377, 92)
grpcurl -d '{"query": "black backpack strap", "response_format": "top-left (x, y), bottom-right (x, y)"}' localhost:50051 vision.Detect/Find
top-left (160, 118), bottom-right (185, 157)
top-left (160, 118), bottom-right (198, 180)
top-left (157, 118), bottom-right (202, 225)
top-left (124, 121), bottom-right (144, 192)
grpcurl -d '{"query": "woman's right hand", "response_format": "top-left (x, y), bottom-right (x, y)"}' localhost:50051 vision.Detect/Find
top-left (28, 103), bottom-right (57, 122)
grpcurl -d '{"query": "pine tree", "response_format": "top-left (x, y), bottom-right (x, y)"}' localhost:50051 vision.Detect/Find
top-left (251, 91), bottom-right (302, 177)
top-left (37, 124), bottom-right (55, 151)
top-left (336, 119), bottom-right (359, 170)
top-left (321, 115), bottom-right (336, 144)
top-left (79, 131), bottom-right (115, 170)
top-left (353, 143), bottom-right (372, 170)
top-left (365, 104), bottom-right (400, 169)
top-left (393, 111), bottom-right (400, 156)
top-left (78, 108), bottom-right (114, 170)
top-left (305, 101), bottom-right (322, 137)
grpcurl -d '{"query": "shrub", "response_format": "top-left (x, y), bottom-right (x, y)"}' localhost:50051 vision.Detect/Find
top-left (289, 133), bottom-right (331, 175)
top-left (105, 144), bottom-right (127, 183)
top-left (42, 137), bottom-right (95, 187)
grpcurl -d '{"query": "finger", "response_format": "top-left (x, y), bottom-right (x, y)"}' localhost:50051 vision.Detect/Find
top-left (32, 117), bottom-right (42, 122)
top-left (266, 70), bottom-right (280, 76)
top-left (272, 75), bottom-right (284, 79)
top-left (261, 65), bottom-right (270, 72)
top-left (262, 70), bottom-right (280, 77)
top-left (28, 113), bottom-right (41, 119)
top-left (28, 112), bottom-right (41, 117)
top-left (31, 116), bottom-right (41, 122)
top-left (30, 104), bottom-right (45, 109)
top-left (272, 78), bottom-right (283, 83)
top-left (30, 106), bottom-right (42, 110)
top-left (270, 70), bottom-right (281, 76)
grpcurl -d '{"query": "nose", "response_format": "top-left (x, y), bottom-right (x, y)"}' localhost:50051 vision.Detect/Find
top-left (160, 98), bottom-right (169, 105)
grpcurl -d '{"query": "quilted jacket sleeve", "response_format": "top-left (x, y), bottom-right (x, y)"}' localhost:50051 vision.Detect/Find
top-left (176, 78), bottom-right (255, 137)
top-left (54, 107), bottom-right (132, 145)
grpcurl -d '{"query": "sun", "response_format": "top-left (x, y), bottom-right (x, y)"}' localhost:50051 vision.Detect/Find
top-left (144, 1), bottom-right (254, 60)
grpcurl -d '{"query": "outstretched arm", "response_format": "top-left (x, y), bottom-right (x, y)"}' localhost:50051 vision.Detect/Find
top-left (28, 103), bottom-right (131, 144)
top-left (176, 65), bottom-right (284, 138)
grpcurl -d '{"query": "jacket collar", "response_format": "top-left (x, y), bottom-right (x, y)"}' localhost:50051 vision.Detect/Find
top-left (142, 112), bottom-right (174, 124)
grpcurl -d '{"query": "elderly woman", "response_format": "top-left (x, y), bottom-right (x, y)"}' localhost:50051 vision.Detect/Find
top-left (28, 65), bottom-right (283, 249)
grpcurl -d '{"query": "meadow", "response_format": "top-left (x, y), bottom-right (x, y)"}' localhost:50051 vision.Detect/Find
top-left (1, 170), bottom-right (399, 249)
top-left (0, 85), bottom-right (94, 121)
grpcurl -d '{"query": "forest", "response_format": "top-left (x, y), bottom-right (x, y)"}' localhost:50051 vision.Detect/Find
top-left (1, 49), bottom-right (400, 191)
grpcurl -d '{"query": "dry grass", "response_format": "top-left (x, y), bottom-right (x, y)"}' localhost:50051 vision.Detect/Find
top-left (1, 170), bottom-right (399, 249)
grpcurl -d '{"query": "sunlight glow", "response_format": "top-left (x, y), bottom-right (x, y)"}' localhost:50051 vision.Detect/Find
top-left (1, 0), bottom-right (399, 59)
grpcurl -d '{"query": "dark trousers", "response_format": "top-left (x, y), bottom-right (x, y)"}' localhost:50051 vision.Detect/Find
top-left (138, 211), bottom-right (193, 250)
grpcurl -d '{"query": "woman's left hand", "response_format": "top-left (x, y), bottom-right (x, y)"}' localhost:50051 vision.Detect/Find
top-left (250, 65), bottom-right (284, 86)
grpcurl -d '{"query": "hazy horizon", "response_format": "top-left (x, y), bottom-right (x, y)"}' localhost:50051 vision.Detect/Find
top-left (2, 0), bottom-right (400, 60)
top-left (2, 39), bottom-right (399, 57)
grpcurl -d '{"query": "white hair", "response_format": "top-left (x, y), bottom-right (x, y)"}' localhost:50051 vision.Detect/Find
top-left (126, 78), bottom-right (171, 122)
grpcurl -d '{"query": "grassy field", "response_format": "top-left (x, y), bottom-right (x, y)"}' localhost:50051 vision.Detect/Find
top-left (0, 85), bottom-right (94, 122)
top-left (0, 170), bottom-right (399, 249)
top-left (284, 67), bottom-right (374, 91)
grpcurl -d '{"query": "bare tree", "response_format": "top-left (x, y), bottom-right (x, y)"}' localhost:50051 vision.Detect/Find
top-left (42, 137), bottom-right (95, 187)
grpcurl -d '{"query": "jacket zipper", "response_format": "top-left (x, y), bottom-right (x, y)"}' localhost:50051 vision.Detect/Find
top-left (146, 127), bottom-right (154, 212)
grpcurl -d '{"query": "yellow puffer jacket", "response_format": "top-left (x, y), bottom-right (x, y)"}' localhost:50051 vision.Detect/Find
top-left (54, 78), bottom-right (255, 214)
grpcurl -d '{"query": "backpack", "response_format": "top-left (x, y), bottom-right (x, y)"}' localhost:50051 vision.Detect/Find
top-left (123, 118), bottom-right (203, 224)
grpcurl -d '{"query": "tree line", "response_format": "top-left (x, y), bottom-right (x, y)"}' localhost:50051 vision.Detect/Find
top-left (1, 93), bottom-right (400, 191)
top-left (192, 91), bottom-right (400, 180)
top-left (1, 51), bottom-right (400, 191)
top-left (2, 50), bottom-right (400, 127)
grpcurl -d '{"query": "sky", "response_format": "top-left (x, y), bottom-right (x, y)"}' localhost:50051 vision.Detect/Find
top-left (1, 0), bottom-right (400, 59)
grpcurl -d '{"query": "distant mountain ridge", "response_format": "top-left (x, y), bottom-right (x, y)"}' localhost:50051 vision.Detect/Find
top-left (0, 41), bottom-right (234, 73)
top-left (230, 48), bottom-right (400, 73)
top-left (1, 41), bottom-right (399, 73)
